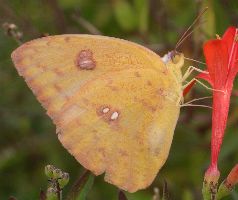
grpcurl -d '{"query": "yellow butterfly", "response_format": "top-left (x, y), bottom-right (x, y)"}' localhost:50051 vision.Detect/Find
top-left (11, 34), bottom-right (185, 192)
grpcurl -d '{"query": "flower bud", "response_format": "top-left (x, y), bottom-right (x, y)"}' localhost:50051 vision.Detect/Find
top-left (52, 168), bottom-right (63, 179)
top-left (202, 167), bottom-right (220, 199)
top-left (58, 172), bottom-right (69, 189)
top-left (204, 166), bottom-right (220, 184)
top-left (226, 164), bottom-right (238, 187)
top-left (45, 165), bottom-right (55, 178)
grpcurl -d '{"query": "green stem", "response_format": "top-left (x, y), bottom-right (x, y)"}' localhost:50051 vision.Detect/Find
top-left (202, 180), bottom-right (219, 200)
top-left (56, 182), bottom-right (62, 200)
top-left (202, 181), bottom-right (211, 200)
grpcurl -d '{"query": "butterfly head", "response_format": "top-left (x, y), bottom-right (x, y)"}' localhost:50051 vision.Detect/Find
top-left (162, 51), bottom-right (184, 69)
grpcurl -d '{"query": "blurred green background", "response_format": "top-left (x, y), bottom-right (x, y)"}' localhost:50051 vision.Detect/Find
top-left (0, 0), bottom-right (238, 199)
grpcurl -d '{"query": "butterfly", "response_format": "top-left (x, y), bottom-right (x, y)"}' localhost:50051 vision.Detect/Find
top-left (11, 34), bottom-right (185, 192)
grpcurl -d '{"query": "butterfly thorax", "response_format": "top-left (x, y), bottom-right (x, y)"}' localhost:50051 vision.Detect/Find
top-left (162, 51), bottom-right (184, 103)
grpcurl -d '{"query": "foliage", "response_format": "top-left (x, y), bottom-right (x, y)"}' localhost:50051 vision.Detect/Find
top-left (0, 0), bottom-right (238, 199)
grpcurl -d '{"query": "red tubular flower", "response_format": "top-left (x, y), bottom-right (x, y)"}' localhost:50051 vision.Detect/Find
top-left (199, 27), bottom-right (238, 182)
top-left (226, 164), bottom-right (238, 187)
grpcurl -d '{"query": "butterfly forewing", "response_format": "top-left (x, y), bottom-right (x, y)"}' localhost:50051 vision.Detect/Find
top-left (11, 35), bottom-right (165, 119)
top-left (11, 35), bottom-right (181, 192)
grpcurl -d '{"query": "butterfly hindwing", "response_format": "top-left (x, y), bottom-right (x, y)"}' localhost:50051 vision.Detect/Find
top-left (57, 67), bottom-right (180, 192)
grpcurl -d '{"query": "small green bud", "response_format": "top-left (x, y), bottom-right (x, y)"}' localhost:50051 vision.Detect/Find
top-left (52, 168), bottom-right (63, 179)
top-left (58, 172), bottom-right (69, 189)
top-left (45, 165), bottom-right (55, 178)
top-left (46, 187), bottom-right (58, 200)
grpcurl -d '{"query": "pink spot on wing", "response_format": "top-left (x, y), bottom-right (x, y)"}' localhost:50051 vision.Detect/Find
top-left (76, 49), bottom-right (96, 70)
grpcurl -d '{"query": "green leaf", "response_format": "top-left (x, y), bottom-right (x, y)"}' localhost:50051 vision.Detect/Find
top-left (217, 181), bottom-right (231, 200)
top-left (113, 0), bottom-right (137, 31)
top-left (58, 0), bottom-right (82, 9)
top-left (76, 174), bottom-right (94, 200)
top-left (231, 190), bottom-right (238, 200)
top-left (182, 189), bottom-right (194, 200)
top-left (67, 170), bottom-right (94, 200)
top-left (134, 0), bottom-right (149, 33)
top-left (201, 0), bottom-right (215, 37)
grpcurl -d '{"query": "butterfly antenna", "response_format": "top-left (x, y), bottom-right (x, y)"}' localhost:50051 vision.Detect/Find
top-left (175, 7), bottom-right (208, 50)
top-left (175, 20), bottom-right (207, 49)
top-left (184, 96), bottom-right (212, 105)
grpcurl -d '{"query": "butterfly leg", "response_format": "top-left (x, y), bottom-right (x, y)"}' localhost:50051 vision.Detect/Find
top-left (180, 96), bottom-right (212, 108)
top-left (182, 78), bottom-right (224, 93)
top-left (182, 66), bottom-right (208, 82)
top-left (180, 103), bottom-right (212, 108)
top-left (183, 96), bottom-right (212, 104)
top-left (180, 66), bottom-right (223, 108)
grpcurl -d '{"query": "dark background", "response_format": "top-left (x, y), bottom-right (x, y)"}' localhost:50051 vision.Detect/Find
top-left (0, 0), bottom-right (238, 199)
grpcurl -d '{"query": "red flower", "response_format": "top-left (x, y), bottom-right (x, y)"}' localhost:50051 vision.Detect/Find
top-left (199, 27), bottom-right (238, 182)
top-left (226, 164), bottom-right (238, 187)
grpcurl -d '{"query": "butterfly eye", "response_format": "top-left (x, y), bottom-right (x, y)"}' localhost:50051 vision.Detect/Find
top-left (171, 52), bottom-right (183, 65)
